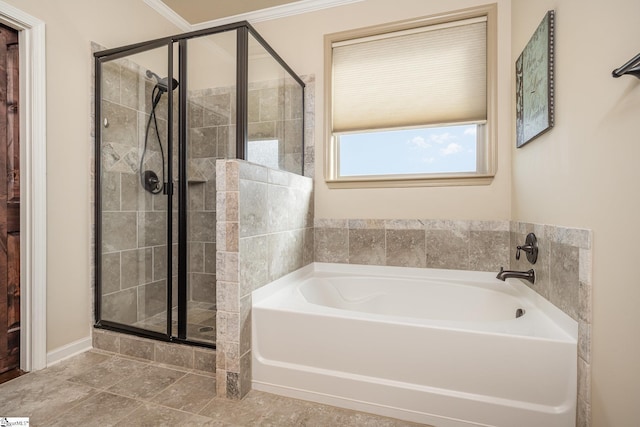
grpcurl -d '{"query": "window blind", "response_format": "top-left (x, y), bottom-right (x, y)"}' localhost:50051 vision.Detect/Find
top-left (331, 17), bottom-right (487, 133)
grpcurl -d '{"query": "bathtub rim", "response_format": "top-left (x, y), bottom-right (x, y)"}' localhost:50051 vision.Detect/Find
top-left (253, 262), bottom-right (578, 342)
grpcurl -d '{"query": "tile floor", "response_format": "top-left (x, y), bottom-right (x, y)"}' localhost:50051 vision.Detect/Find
top-left (0, 350), bottom-right (425, 426)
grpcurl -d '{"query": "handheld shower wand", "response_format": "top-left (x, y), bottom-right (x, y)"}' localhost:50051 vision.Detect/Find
top-left (140, 70), bottom-right (179, 194)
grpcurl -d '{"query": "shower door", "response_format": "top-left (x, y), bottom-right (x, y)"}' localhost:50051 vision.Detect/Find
top-left (95, 41), bottom-right (179, 341)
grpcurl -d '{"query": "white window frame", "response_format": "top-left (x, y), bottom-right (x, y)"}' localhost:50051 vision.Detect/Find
top-left (324, 4), bottom-right (498, 188)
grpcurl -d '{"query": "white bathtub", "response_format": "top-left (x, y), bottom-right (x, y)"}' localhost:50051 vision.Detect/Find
top-left (252, 263), bottom-right (577, 427)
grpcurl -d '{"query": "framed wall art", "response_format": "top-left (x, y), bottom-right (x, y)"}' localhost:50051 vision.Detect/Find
top-left (516, 10), bottom-right (555, 148)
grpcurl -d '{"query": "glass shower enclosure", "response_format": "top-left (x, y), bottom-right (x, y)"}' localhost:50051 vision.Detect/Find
top-left (94, 22), bottom-right (304, 348)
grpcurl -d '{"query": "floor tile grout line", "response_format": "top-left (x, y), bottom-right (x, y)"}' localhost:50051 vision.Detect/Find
top-left (59, 380), bottom-right (218, 422)
top-left (112, 386), bottom-right (219, 421)
top-left (112, 374), bottom-right (189, 400)
top-left (39, 382), bottom-right (137, 426)
top-left (144, 370), bottom-right (193, 402)
top-left (80, 367), bottom-right (217, 416)
top-left (112, 396), bottom-right (146, 425)
top-left (196, 396), bottom-right (220, 417)
top-left (100, 362), bottom-right (190, 401)
top-left (147, 372), bottom-right (218, 415)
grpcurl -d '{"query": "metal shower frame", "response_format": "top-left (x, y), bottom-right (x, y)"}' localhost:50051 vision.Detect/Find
top-left (93, 21), bottom-right (305, 349)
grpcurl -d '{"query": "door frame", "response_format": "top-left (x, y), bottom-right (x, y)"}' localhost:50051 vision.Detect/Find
top-left (0, 1), bottom-right (47, 372)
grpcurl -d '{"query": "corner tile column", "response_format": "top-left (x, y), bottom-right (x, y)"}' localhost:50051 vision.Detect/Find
top-left (216, 159), bottom-right (314, 400)
top-left (215, 159), bottom-right (242, 398)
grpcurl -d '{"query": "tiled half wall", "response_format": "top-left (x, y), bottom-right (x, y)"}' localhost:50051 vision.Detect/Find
top-left (216, 159), bottom-right (314, 399)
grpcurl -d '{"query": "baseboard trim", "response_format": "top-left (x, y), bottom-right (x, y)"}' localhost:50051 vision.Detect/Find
top-left (46, 337), bottom-right (92, 367)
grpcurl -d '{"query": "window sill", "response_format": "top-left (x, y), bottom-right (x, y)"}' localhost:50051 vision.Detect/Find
top-left (325, 173), bottom-right (495, 189)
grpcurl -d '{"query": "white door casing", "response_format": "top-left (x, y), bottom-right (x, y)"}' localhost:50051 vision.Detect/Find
top-left (0, 0), bottom-right (47, 371)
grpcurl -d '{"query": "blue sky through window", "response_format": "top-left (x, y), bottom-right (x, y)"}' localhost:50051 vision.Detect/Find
top-left (339, 124), bottom-right (478, 177)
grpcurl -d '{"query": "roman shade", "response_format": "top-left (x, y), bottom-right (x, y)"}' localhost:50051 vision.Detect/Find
top-left (331, 17), bottom-right (487, 133)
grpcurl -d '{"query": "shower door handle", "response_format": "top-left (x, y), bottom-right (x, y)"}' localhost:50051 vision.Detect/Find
top-left (163, 182), bottom-right (174, 196)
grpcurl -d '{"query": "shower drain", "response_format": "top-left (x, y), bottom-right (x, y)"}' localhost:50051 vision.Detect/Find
top-left (515, 308), bottom-right (525, 318)
top-left (198, 326), bottom-right (214, 333)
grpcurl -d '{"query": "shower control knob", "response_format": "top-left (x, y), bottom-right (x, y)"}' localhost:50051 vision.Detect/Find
top-left (515, 233), bottom-right (538, 264)
top-left (142, 170), bottom-right (161, 194)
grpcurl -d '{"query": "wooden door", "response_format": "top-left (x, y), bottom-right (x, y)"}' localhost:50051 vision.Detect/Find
top-left (0, 23), bottom-right (20, 374)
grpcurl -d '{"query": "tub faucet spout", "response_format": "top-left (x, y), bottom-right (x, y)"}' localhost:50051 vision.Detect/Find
top-left (496, 267), bottom-right (535, 284)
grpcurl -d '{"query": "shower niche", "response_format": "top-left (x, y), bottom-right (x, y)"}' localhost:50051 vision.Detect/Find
top-left (94, 22), bottom-right (304, 348)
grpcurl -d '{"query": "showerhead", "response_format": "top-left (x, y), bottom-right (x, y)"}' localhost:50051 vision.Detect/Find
top-left (145, 69), bottom-right (179, 93)
top-left (156, 76), bottom-right (179, 92)
top-left (145, 69), bottom-right (161, 81)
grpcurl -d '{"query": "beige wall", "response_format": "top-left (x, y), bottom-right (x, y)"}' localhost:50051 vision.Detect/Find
top-left (512, 0), bottom-right (640, 425)
top-left (1, 0), bottom-right (179, 351)
top-left (254, 0), bottom-right (512, 221)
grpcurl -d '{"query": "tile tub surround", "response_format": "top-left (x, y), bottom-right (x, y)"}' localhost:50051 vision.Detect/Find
top-left (0, 350), bottom-right (422, 427)
top-left (314, 218), bottom-right (592, 425)
top-left (314, 219), bottom-right (511, 271)
top-left (510, 222), bottom-right (593, 427)
top-left (216, 159), bottom-right (314, 399)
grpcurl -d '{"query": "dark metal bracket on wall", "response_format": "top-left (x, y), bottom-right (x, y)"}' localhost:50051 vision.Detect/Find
top-left (612, 52), bottom-right (640, 79)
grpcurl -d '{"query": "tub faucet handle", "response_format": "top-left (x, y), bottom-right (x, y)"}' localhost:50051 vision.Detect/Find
top-left (515, 245), bottom-right (532, 260)
top-left (515, 233), bottom-right (538, 264)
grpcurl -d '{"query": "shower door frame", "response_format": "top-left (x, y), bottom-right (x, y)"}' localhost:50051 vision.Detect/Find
top-left (94, 37), bottom-right (180, 345)
top-left (93, 21), bottom-right (305, 349)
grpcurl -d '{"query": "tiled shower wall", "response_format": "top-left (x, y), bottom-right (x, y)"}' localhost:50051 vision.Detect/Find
top-left (247, 77), bottom-right (305, 175)
top-left (186, 86), bottom-right (236, 312)
top-left (99, 57), bottom-right (234, 330)
top-left (184, 74), bottom-right (306, 315)
top-left (216, 159), bottom-right (314, 399)
top-left (99, 57), bottom-right (172, 325)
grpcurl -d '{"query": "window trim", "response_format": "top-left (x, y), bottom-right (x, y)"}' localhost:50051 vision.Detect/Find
top-left (323, 4), bottom-right (498, 188)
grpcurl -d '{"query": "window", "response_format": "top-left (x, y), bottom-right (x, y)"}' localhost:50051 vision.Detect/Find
top-left (325, 5), bottom-right (497, 187)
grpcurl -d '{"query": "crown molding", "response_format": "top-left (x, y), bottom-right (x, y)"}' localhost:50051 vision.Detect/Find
top-left (143, 0), bottom-right (192, 31)
top-left (144, 0), bottom-right (364, 31)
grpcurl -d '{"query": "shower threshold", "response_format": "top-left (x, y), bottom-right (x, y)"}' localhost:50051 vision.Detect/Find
top-left (132, 301), bottom-right (216, 345)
